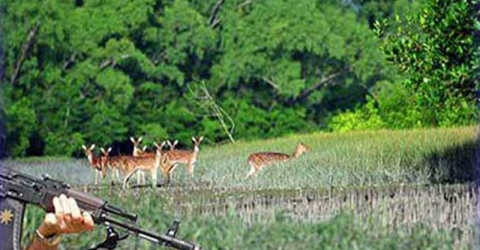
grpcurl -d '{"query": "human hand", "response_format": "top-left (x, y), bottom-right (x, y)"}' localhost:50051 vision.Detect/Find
top-left (37, 194), bottom-right (95, 238)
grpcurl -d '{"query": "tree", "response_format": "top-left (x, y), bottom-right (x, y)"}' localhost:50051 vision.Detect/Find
top-left (1, 0), bottom-right (397, 157)
top-left (374, 0), bottom-right (478, 127)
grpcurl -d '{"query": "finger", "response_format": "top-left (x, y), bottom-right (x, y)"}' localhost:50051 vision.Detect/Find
top-left (59, 194), bottom-right (72, 223)
top-left (67, 197), bottom-right (82, 223)
top-left (53, 197), bottom-right (64, 217)
top-left (82, 211), bottom-right (95, 230)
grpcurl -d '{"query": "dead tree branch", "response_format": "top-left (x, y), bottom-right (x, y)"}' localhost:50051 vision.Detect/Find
top-left (284, 67), bottom-right (352, 105)
top-left (100, 58), bottom-right (114, 70)
top-left (189, 81), bottom-right (236, 143)
top-left (63, 52), bottom-right (77, 71)
top-left (262, 77), bottom-right (281, 92)
top-left (11, 22), bottom-right (40, 85)
top-left (209, 0), bottom-right (225, 28)
top-left (296, 72), bottom-right (344, 101)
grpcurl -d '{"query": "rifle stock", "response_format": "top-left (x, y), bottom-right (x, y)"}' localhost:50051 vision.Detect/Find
top-left (0, 167), bottom-right (201, 250)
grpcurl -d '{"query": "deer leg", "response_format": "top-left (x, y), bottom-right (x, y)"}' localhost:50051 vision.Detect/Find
top-left (136, 171), bottom-right (146, 185)
top-left (171, 164), bottom-right (180, 181)
top-left (109, 165), bottom-right (115, 183)
top-left (123, 168), bottom-right (138, 189)
top-left (136, 172), bottom-right (140, 185)
top-left (151, 168), bottom-right (157, 188)
top-left (141, 171), bottom-right (146, 185)
top-left (187, 161), bottom-right (195, 178)
top-left (94, 170), bottom-right (99, 185)
top-left (102, 167), bottom-right (107, 181)
top-left (115, 168), bottom-right (121, 182)
top-left (161, 170), bottom-right (168, 184)
top-left (245, 165), bottom-right (257, 179)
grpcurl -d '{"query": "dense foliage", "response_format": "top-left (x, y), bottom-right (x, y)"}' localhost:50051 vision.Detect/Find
top-left (330, 0), bottom-right (478, 131)
top-left (374, 0), bottom-right (478, 127)
top-left (0, 0), bottom-right (476, 157)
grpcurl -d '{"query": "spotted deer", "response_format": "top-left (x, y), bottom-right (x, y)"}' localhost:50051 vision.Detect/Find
top-left (82, 144), bottom-right (106, 185)
top-left (121, 142), bottom-right (164, 189)
top-left (154, 141), bottom-right (177, 184)
top-left (246, 142), bottom-right (310, 178)
top-left (100, 147), bottom-right (128, 184)
top-left (162, 136), bottom-right (204, 178)
top-left (130, 136), bottom-right (149, 184)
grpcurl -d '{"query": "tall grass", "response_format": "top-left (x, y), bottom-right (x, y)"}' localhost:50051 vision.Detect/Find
top-left (5, 126), bottom-right (475, 190)
top-left (4, 126), bottom-right (476, 249)
top-left (20, 184), bottom-right (475, 249)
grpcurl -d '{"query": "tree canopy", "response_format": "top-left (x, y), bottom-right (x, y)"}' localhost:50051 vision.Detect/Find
top-left (0, 0), bottom-right (476, 157)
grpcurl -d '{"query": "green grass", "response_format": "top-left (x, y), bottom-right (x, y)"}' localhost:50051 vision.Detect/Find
top-left (6, 126), bottom-right (477, 249)
top-left (20, 184), bottom-right (474, 249)
top-left (7, 126), bottom-right (475, 189)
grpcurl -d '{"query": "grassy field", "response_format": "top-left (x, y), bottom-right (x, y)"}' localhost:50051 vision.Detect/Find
top-left (4, 126), bottom-right (477, 249)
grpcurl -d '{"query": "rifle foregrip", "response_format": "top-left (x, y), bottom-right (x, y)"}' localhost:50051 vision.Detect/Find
top-left (66, 189), bottom-right (105, 212)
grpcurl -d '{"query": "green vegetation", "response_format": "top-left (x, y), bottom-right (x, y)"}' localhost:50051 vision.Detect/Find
top-left (7, 126), bottom-right (475, 189)
top-left (1, 0), bottom-right (477, 157)
top-left (22, 203), bottom-right (469, 250)
top-left (1, 0), bottom-right (476, 248)
top-left (374, 0), bottom-right (478, 127)
top-left (7, 127), bottom-right (475, 249)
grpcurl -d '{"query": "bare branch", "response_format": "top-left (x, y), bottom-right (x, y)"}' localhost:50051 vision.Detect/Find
top-left (11, 22), bottom-right (40, 85)
top-left (238, 0), bottom-right (252, 9)
top-left (211, 18), bottom-right (222, 29)
top-left (262, 77), bottom-right (281, 92)
top-left (100, 58), bottom-right (114, 70)
top-left (283, 68), bottom-right (351, 106)
top-left (188, 82), bottom-right (236, 143)
top-left (99, 55), bottom-right (131, 70)
top-left (295, 69), bottom-right (351, 101)
top-left (63, 52), bottom-right (77, 71)
top-left (209, 0), bottom-right (225, 28)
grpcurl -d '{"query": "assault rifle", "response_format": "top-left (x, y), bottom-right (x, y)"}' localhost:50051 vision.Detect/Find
top-left (0, 167), bottom-right (201, 250)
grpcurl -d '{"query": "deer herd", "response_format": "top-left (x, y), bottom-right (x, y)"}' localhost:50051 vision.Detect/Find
top-left (82, 136), bottom-right (311, 189)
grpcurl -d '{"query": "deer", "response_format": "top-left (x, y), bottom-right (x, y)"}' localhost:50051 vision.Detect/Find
top-left (245, 142), bottom-right (311, 178)
top-left (167, 140), bottom-right (178, 150)
top-left (155, 141), bottom-right (178, 184)
top-left (82, 144), bottom-right (106, 185)
top-left (163, 140), bottom-right (179, 180)
top-left (100, 147), bottom-right (129, 185)
top-left (130, 136), bottom-right (149, 185)
top-left (162, 136), bottom-right (204, 178)
top-left (121, 141), bottom-right (164, 189)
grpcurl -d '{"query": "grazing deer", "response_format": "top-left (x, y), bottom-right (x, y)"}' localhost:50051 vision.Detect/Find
top-left (82, 144), bottom-right (106, 185)
top-left (122, 142), bottom-right (164, 189)
top-left (130, 136), bottom-right (148, 184)
top-left (162, 136), bottom-right (204, 178)
top-left (246, 142), bottom-right (311, 178)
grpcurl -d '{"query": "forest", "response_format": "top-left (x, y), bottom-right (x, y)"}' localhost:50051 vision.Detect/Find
top-left (0, 0), bottom-right (477, 157)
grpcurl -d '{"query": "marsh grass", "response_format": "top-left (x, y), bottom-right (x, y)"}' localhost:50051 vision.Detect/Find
top-left (7, 126), bottom-right (477, 249)
top-left (5, 126), bottom-right (475, 189)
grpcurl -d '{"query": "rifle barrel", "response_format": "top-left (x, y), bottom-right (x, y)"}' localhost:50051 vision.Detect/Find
top-left (101, 214), bottom-right (201, 250)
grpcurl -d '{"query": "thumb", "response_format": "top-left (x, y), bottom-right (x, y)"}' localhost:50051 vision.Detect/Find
top-left (38, 213), bottom-right (60, 237)
top-left (44, 213), bottom-right (58, 226)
